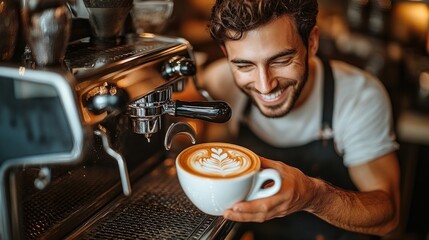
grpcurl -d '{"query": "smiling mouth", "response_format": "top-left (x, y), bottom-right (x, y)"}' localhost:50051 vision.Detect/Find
top-left (261, 89), bottom-right (284, 101)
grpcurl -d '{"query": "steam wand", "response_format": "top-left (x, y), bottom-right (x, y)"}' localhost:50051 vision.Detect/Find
top-left (94, 125), bottom-right (132, 196)
top-left (164, 122), bottom-right (196, 150)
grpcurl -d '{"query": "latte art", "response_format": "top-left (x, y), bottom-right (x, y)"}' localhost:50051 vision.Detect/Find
top-left (178, 143), bottom-right (259, 178)
top-left (190, 148), bottom-right (251, 177)
top-left (176, 142), bottom-right (281, 216)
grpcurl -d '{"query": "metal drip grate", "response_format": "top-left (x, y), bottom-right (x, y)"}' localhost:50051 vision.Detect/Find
top-left (73, 159), bottom-right (220, 240)
top-left (23, 166), bottom-right (121, 239)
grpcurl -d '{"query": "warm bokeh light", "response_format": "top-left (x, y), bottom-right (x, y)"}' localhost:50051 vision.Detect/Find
top-left (391, 2), bottom-right (429, 43)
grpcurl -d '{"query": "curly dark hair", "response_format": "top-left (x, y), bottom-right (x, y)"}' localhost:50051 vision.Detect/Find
top-left (208, 0), bottom-right (318, 48)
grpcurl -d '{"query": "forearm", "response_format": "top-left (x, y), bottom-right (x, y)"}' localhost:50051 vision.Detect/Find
top-left (305, 178), bottom-right (399, 236)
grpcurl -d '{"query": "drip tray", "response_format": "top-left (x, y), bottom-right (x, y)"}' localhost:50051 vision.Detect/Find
top-left (67, 158), bottom-right (234, 240)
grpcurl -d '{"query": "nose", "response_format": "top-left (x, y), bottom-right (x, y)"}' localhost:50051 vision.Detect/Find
top-left (255, 67), bottom-right (276, 94)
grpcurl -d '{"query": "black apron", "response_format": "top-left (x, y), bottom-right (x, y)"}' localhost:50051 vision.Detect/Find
top-left (233, 58), bottom-right (379, 240)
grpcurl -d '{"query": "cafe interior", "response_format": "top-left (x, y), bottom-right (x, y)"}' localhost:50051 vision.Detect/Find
top-left (0, 0), bottom-right (428, 239)
top-left (172, 1), bottom-right (429, 238)
top-left (170, 1), bottom-right (429, 238)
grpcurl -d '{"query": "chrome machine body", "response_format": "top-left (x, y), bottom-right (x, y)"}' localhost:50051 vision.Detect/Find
top-left (0, 32), bottom-right (232, 239)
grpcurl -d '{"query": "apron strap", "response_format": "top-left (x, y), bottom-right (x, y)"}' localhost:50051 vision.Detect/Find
top-left (320, 56), bottom-right (335, 140)
top-left (321, 57), bottom-right (334, 129)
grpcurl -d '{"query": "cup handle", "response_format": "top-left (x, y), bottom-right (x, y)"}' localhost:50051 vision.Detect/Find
top-left (246, 168), bottom-right (282, 201)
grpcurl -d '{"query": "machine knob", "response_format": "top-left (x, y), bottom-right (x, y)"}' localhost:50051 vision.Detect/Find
top-left (84, 84), bottom-right (129, 114)
top-left (162, 56), bottom-right (196, 79)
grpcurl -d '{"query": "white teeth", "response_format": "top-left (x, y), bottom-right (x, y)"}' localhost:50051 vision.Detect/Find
top-left (261, 89), bottom-right (282, 101)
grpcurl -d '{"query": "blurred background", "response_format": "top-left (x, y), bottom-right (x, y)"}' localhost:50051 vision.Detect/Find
top-left (161, 0), bottom-right (429, 239)
top-left (3, 0), bottom-right (428, 239)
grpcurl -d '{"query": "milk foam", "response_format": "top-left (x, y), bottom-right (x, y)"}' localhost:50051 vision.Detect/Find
top-left (188, 147), bottom-right (251, 177)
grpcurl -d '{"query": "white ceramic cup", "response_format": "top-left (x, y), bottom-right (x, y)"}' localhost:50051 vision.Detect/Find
top-left (176, 142), bottom-right (282, 216)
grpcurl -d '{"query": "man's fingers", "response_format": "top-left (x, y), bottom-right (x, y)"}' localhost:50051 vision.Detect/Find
top-left (224, 209), bottom-right (268, 223)
top-left (230, 198), bottom-right (269, 213)
top-left (260, 157), bottom-right (284, 169)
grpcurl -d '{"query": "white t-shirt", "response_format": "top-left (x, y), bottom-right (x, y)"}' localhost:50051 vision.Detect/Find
top-left (219, 56), bottom-right (398, 167)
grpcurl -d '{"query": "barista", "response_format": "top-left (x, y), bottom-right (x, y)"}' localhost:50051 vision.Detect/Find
top-left (200, 0), bottom-right (400, 239)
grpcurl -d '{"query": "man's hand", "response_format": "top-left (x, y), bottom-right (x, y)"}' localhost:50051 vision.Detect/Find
top-left (223, 153), bottom-right (400, 236)
top-left (223, 157), bottom-right (317, 222)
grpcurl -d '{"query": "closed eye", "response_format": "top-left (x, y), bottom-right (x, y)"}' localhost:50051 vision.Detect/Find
top-left (271, 58), bottom-right (293, 67)
top-left (234, 63), bottom-right (254, 72)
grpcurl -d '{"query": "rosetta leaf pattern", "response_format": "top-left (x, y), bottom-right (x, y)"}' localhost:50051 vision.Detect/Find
top-left (191, 147), bottom-right (248, 176)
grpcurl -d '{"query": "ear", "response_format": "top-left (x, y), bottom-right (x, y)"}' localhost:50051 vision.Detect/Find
top-left (308, 26), bottom-right (319, 57)
top-left (220, 45), bottom-right (228, 58)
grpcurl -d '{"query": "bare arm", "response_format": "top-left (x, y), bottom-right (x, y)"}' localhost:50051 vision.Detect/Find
top-left (306, 152), bottom-right (400, 235)
top-left (223, 152), bottom-right (400, 236)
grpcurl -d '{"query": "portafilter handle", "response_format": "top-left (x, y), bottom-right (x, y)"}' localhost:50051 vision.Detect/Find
top-left (170, 100), bottom-right (231, 123)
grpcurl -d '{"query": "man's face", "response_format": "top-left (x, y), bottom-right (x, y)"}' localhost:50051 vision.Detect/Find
top-left (223, 16), bottom-right (315, 118)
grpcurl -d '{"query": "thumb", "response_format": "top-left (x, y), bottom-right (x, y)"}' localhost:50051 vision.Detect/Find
top-left (259, 156), bottom-right (278, 169)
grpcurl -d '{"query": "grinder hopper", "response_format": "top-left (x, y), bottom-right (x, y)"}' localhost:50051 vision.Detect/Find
top-left (83, 0), bottom-right (133, 40)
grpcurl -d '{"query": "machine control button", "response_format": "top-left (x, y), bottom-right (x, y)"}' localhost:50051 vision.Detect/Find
top-left (84, 83), bottom-right (129, 114)
top-left (162, 56), bottom-right (196, 79)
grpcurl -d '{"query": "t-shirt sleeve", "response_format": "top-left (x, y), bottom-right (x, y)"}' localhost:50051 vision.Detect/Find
top-left (335, 73), bottom-right (399, 167)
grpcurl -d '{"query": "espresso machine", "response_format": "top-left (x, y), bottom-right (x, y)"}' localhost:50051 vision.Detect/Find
top-left (0, 0), bottom-right (234, 239)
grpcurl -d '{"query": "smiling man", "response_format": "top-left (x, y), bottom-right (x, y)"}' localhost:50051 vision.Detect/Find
top-left (225, 15), bottom-right (312, 118)
top-left (200, 0), bottom-right (401, 239)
